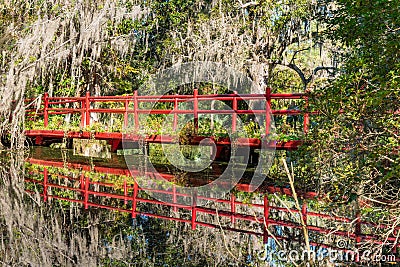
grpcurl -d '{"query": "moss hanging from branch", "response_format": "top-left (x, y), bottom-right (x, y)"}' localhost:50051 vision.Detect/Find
top-left (0, 0), bottom-right (147, 148)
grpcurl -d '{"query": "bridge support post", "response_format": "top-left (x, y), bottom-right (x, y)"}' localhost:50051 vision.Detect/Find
top-left (214, 145), bottom-right (230, 162)
top-left (35, 136), bottom-right (43, 145)
top-left (109, 139), bottom-right (121, 152)
top-left (250, 148), bottom-right (259, 164)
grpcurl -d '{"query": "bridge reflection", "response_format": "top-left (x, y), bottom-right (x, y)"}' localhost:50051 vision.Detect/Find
top-left (24, 150), bottom-right (399, 258)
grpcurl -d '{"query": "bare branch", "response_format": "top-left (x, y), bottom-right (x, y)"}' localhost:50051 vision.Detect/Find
top-left (238, 1), bottom-right (258, 8)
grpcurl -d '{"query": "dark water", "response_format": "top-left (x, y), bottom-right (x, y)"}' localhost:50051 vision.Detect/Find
top-left (1, 147), bottom-right (398, 266)
top-left (1, 147), bottom-right (270, 266)
top-left (28, 145), bottom-right (270, 187)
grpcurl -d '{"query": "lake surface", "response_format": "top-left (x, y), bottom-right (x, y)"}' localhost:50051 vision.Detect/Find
top-left (0, 146), bottom-right (269, 265)
top-left (0, 146), bottom-right (397, 266)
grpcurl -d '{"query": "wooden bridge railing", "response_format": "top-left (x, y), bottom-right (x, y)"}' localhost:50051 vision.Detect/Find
top-left (26, 88), bottom-right (311, 136)
top-left (24, 160), bottom-right (400, 256)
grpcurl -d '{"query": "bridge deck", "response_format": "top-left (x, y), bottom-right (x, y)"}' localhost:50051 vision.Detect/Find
top-left (25, 129), bottom-right (303, 151)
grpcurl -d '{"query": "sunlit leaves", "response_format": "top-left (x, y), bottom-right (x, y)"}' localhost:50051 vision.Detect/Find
top-left (305, 0), bottom-right (400, 205)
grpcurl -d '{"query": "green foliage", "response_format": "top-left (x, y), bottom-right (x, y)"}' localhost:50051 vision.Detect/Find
top-left (242, 120), bottom-right (262, 139)
top-left (298, 0), bottom-right (400, 204)
top-left (327, 0), bottom-right (400, 78)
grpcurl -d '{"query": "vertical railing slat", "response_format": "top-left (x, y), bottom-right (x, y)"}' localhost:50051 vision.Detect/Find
top-left (265, 87), bottom-right (271, 136)
top-left (173, 94), bottom-right (178, 131)
top-left (124, 179), bottom-right (128, 205)
top-left (173, 185), bottom-right (177, 212)
top-left (43, 93), bottom-right (49, 127)
top-left (124, 100), bottom-right (128, 129)
top-left (263, 195), bottom-right (269, 244)
top-left (80, 96), bottom-right (85, 127)
top-left (193, 89), bottom-right (198, 134)
top-left (303, 96), bottom-right (309, 133)
top-left (302, 202), bottom-right (307, 227)
top-left (134, 90), bottom-right (139, 132)
top-left (43, 167), bottom-right (48, 202)
top-left (232, 91), bottom-right (237, 132)
top-left (191, 190), bottom-right (197, 230)
top-left (231, 194), bottom-right (236, 225)
top-left (84, 175), bottom-right (89, 209)
top-left (85, 91), bottom-right (90, 127)
top-left (132, 181), bottom-right (138, 218)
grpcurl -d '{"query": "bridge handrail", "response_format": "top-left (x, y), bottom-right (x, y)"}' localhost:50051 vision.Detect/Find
top-left (26, 88), bottom-right (312, 135)
top-left (24, 162), bottom-right (400, 251)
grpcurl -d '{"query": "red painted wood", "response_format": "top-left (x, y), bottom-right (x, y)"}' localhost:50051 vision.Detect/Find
top-left (132, 181), bottom-right (138, 218)
top-left (27, 157), bottom-right (400, 235)
top-left (84, 175), bottom-right (89, 209)
top-left (30, 90), bottom-right (384, 167)
top-left (124, 179), bottom-right (128, 205)
top-left (192, 190), bottom-right (197, 230)
top-left (265, 87), bottom-right (271, 136)
top-left (173, 185), bottom-right (177, 212)
top-left (263, 195), bottom-right (269, 243)
top-left (43, 93), bottom-right (49, 127)
top-left (230, 194), bottom-right (236, 225)
top-left (25, 130), bottom-right (304, 150)
top-left (193, 89), bottom-right (198, 134)
top-left (80, 97), bottom-right (85, 127)
top-left (232, 91), bottom-right (238, 132)
top-left (85, 91), bottom-right (90, 126)
top-left (173, 94), bottom-right (178, 131)
top-left (43, 167), bottom-right (48, 202)
top-left (134, 90), bottom-right (139, 131)
top-left (303, 96), bottom-right (309, 133)
top-left (25, 167), bottom-right (400, 249)
top-left (25, 90), bottom-right (312, 151)
top-left (124, 100), bottom-right (128, 128)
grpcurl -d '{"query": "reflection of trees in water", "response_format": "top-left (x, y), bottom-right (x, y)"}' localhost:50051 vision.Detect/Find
top-left (0, 152), bottom-right (266, 266)
top-left (0, 152), bottom-right (111, 265)
top-left (9, 152), bottom-right (393, 266)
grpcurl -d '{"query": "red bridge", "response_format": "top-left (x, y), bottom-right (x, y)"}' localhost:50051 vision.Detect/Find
top-left (25, 157), bottom-right (400, 259)
top-left (25, 88), bottom-right (312, 159)
top-left (23, 89), bottom-right (400, 260)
